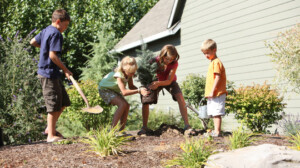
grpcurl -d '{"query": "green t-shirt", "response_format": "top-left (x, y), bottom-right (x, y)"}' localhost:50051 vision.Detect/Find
top-left (98, 71), bottom-right (128, 93)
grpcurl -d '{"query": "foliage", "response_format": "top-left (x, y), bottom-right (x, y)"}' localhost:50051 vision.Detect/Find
top-left (165, 138), bottom-right (214, 168)
top-left (136, 43), bottom-right (158, 86)
top-left (265, 23), bottom-right (300, 94)
top-left (62, 80), bottom-right (114, 131)
top-left (0, 30), bottom-right (46, 145)
top-left (80, 29), bottom-right (118, 82)
top-left (181, 73), bottom-right (235, 110)
top-left (289, 131), bottom-right (300, 151)
top-left (81, 124), bottom-right (131, 157)
top-left (56, 117), bottom-right (87, 138)
top-left (181, 74), bottom-right (207, 108)
top-left (228, 126), bottom-right (254, 150)
top-left (0, 0), bottom-right (158, 78)
top-left (278, 114), bottom-right (300, 136)
top-left (226, 83), bottom-right (285, 133)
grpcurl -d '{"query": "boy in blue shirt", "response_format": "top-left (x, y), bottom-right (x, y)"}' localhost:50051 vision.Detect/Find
top-left (30, 9), bottom-right (72, 142)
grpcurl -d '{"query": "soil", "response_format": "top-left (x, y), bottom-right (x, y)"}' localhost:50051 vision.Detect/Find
top-left (0, 124), bottom-right (292, 168)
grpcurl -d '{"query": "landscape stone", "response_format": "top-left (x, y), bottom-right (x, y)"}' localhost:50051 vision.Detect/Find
top-left (205, 144), bottom-right (300, 168)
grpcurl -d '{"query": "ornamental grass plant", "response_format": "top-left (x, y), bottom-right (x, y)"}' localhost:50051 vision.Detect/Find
top-left (165, 138), bottom-right (214, 168)
top-left (289, 131), bottom-right (300, 151)
top-left (228, 126), bottom-right (255, 150)
top-left (81, 124), bottom-right (131, 157)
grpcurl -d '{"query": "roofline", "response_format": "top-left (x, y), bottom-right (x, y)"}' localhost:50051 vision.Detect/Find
top-left (167, 0), bottom-right (179, 28)
top-left (114, 22), bottom-right (181, 53)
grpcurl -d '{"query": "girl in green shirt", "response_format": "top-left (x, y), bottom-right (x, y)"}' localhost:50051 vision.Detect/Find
top-left (99, 56), bottom-right (149, 131)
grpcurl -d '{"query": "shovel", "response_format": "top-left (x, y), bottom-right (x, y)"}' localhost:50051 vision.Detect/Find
top-left (69, 76), bottom-right (103, 114)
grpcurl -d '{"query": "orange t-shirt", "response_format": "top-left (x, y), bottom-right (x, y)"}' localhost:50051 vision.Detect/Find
top-left (205, 58), bottom-right (227, 97)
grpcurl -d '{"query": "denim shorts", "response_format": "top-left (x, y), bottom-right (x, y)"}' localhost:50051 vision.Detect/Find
top-left (38, 75), bottom-right (71, 113)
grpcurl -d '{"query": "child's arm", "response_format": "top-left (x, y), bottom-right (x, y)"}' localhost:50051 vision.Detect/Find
top-left (208, 73), bottom-right (221, 98)
top-left (149, 66), bottom-right (177, 90)
top-left (30, 38), bottom-right (40, 48)
top-left (49, 51), bottom-right (73, 79)
top-left (117, 77), bottom-right (149, 96)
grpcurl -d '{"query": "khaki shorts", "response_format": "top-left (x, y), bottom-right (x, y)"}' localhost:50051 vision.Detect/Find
top-left (98, 88), bottom-right (124, 104)
top-left (207, 93), bottom-right (226, 116)
top-left (38, 75), bottom-right (71, 113)
top-left (157, 81), bottom-right (182, 101)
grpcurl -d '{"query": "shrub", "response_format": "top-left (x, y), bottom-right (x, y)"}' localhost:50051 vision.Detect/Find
top-left (226, 83), bottom-right (285, 133)
top-left (228, 126), bottom-right (254, 150)
top-left (62, 80), bottom-right (114, 131)
top-left (279, 114), bottom-right (300, 136)
top-left (0, 30), bottom-right (46, 145)
top-left (81, 124), bottom-right (131, 157)
top-left (265, 23), bottom-right (300, 94)
top-left (136, 43), bottom-right (158, 86)
top-left (165, 138), bottom-right (214, 168)
top-left (56, 117), bottom-right (88, 138)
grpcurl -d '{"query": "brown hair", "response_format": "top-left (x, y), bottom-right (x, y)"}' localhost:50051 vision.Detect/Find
top-left (52, 9), bottom-right (70, 23)
top-left (158, 44), bottom-right (180, 65)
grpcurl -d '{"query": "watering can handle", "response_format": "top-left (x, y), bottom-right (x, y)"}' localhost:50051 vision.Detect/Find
top-left (69, 76), bottom-right (90, 108)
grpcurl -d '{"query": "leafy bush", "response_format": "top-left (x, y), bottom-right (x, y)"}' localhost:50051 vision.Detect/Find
top-left (228, 126), bottom-right (254, 150)
top-left (62, 80), bottom-right (114, 131)
top-left (265, 23), bottom-right (300, 94)
top-left (0, 31), bottom-right (46, 145)
top-left (279, 114), bottom-right (300, 136)
top-left (165, 138), bottom-right (214, 168)
top-left (226, 83), bottom-right (285, 133)
top-left (1, 0), bottom-right (159, 78)
top-left (56, 117), bottom-right (87, 138)
top-left (82, 124), bottom-right (131, 157)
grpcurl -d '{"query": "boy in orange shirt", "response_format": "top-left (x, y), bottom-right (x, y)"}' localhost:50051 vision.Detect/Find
top-left (201, 39), bottom-right (227, 137)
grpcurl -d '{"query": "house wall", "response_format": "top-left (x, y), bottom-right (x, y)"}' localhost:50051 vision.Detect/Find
top-left (176, 0), bottom-right (300, 131)
top-left (122, 0), bottom-right (300, 132)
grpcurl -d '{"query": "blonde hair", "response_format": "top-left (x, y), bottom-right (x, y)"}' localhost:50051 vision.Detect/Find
top-left (158, 44), bottom-right (180, 65)
top-left (201, 39), bottom-right (217, 51)
top-left (115, 56), bottom-right (137, 74)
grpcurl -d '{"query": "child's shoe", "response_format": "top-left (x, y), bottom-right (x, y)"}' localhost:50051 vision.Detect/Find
top-left (137, 126), bottom-right (151, 135)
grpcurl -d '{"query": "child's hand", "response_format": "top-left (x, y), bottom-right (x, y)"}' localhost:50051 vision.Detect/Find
top-left (149, 81), bottom-right (159, 90)
top-left (207, 92), bottom-right (214, 98)
top-left (140, 88), bottom-right (150, 96)
top-left (64, 70), bottom-right (73, 80)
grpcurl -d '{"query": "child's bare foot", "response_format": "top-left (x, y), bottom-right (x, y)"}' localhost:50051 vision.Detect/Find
top-left (47, 136), bottom-right (63, 143)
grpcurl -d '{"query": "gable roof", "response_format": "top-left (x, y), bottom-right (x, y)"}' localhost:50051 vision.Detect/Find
top-left (114, 0), bottom-right (184, 52)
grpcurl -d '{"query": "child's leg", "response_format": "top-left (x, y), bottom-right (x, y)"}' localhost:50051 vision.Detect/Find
top-left (213, 115), bottom-right (222, 135)
top-left (110, 96), bottom-right (129, 129)
top-left (174, 93), bottom-right (189, 126)
top-left (47, 111), bottom-right (61, 141)
top-left (142, 104), bottom-right (150, 128)
top-left (44, 107), bottom-right (64, 134)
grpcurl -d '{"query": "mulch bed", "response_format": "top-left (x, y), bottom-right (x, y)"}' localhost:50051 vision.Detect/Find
top-left (0, 124), bottom-right (293, 168)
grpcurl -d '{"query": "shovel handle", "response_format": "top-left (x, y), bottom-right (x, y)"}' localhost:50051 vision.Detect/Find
top-left (69, 76), bottom-right (90, 108)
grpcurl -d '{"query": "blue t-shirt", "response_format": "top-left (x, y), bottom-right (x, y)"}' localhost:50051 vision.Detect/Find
top-left (35, 25), bottom-right (63, 78)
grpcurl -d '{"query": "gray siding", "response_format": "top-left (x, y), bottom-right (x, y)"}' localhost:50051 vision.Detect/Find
top-left (122, 0), bottom-right (300, 131)
top-left (178, 0), bottom-right (300, 112)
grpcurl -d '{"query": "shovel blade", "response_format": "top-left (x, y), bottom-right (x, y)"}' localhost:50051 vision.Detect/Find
top-left (82, 105), bottom-right (103, 114)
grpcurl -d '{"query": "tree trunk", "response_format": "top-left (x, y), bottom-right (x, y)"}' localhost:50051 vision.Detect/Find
top-left (0, 127), bottom-right (3, 146)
